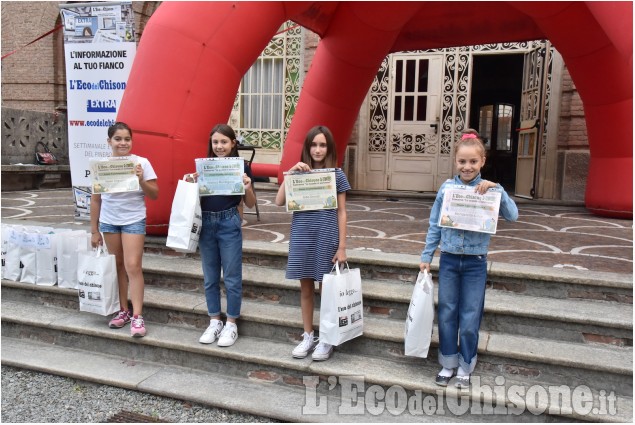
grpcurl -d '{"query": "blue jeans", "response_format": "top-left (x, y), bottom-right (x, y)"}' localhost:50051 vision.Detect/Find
top-left (198, 207), bottom-right (243, 319)
top-left (437, 252), bottom-right (488, 374)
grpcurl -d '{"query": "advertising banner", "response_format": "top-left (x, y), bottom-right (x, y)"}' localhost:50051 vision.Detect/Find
top-left (59, 2), bottom-right (136, 218)
top-left (439, 185), bottom-right (502, 234)
top-left (283, 169), bottom-right (338, 212)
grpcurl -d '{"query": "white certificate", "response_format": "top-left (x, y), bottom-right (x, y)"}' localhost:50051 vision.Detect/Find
top-left (89, 156), bottom-right (139, 194)
top-left (284, 169), bottom-right (338, 212)
top-left (195, 157), bottom-right (245, 196)
top-left (439, 184), bottom-right (502, 234)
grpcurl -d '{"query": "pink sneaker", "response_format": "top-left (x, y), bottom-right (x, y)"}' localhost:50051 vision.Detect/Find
top-left (130, 315), bottom-right (146, 337)
top-left (109, 310), bottom-right (131, 329)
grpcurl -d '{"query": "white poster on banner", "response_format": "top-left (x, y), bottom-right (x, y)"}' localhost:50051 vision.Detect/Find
top-left (59, 2), bottom-right (136, 219)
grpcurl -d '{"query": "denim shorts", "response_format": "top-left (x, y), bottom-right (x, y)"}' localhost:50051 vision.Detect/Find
top-left (99, 219), bottom-right (146, 235)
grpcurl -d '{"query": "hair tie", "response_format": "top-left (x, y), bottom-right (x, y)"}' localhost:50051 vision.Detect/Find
top-left (461, 134), bottom-right (478, 140)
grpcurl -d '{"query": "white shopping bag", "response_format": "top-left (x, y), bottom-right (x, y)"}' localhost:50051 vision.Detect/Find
top-left (18, 227), bottom-right (40, 284)
top-left (3, 226), bottom-right (24, 281)
top-left (35, 231), bottom-right (57, 285)
top-left (166, 179), bottom-right (202, 253)
top-left (319, 261), bottom-right (364, 346)
top-left (77, 246), bottom-right (120, 316)
top-left (404, 270), bottom-right (435, 358)
top-left (35, 229), bottom-right (71, 286)
top-left (1, 224), bottom-right (13, 279)
top-left (57, 230), bottom-right (90, 289)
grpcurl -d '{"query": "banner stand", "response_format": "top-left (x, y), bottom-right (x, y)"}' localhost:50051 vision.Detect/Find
top-left (59, 1), bottom-right (136, 220)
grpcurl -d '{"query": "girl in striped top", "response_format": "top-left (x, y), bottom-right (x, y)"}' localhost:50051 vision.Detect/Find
top-left (275, 125), bottom-right (351, 361)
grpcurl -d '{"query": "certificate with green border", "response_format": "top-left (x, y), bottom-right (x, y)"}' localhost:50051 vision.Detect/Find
top-left (284, 169), bottom-right (337, 212)
top-left (439, 184), bottom-right (502, 234)
top-left (195, 157), bottom-right (245, 196)
top-left (89, 156), bottom-right (139, 194)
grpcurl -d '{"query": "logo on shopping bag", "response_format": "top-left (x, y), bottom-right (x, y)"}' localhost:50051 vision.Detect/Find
top-left (88, 291), bottom-right (101, 300)
top-left (350, 310), bottom-right (362, 324)
top-left (338, 297), bottom-right (362, 327)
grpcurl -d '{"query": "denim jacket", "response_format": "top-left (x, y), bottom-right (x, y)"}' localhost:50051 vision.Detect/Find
top-left (420, 174), bottom-right (518, 264)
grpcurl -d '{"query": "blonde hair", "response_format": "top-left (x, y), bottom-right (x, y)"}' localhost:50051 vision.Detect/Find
top-left (455, 128), bottom-right (486, 158)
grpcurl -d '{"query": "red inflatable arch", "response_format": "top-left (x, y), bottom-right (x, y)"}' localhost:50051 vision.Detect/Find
top-left (117, 2), bottom-right (632, 234)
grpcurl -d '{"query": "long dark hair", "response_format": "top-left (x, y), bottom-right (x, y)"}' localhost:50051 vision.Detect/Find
top-left (300, 125), bottom-right (337, 168)
top-left (208, 123), bottom-right (239, 157)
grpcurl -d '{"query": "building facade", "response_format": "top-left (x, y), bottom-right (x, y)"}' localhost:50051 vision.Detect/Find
top-left (1, 2), bottom-right (589, 201)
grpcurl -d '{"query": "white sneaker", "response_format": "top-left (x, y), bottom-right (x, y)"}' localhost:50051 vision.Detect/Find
top-left (292, 331), bottom-right (318, 358)
top-left (311, 341), bottom-right (333, 361)
top-left (217, 322), bottom-right (238, 347)
top-left (199, 319), bottom-right (223, 344)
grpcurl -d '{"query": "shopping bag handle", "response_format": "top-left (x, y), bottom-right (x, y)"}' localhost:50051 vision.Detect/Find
top-left (416, 269), bottom-right (430, 281)
top-left (331, 260), bottom-right (351, 275)
top-left (417, 269), bottom-right (434, 293)
top-left (93, 245), bottom-right (109, 257)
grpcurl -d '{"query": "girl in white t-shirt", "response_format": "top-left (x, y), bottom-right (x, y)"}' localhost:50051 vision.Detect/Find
top-left (90, 122), bottom-right (159, 338)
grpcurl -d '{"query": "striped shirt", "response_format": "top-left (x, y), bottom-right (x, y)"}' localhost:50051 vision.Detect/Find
top-left (286, 168), bottom-right (351, 282)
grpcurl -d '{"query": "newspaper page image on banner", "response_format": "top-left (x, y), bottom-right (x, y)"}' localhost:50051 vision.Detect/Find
top-left (89, 156), bottom-right (139, 194)
top-left (195, 158), bottom-right (245, 196)
top-left (284, 169), bottom-right (338, 212)
top-left (59, 2), bottom-right (136, 218)
top-left (439, 185), bottom-right (502, 234)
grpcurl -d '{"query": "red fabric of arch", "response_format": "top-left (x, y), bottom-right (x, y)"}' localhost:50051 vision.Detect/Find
top-left (118, 1), bottom-right (632, 235)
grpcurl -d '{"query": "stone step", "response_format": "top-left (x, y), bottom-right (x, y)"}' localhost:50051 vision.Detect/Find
top-left (139, 255), bottom-right (633, 345)
top-left (3, 281), bottom-right (632, 397)
top-left (147, 239), bottom-right (633, 305)
top-left (2, 300), bottom-right (631, 422)
top-left (2, 217), bottom-right (631, 305)
top-left (0, 337), bottom-right (449, 423)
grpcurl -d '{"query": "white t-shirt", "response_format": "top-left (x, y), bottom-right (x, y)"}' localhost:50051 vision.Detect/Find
top-left (99, 155), bottom-right (157, 225)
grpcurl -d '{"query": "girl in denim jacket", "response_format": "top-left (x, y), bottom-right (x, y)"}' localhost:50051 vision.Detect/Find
top-left (420, 129), bottom-right (518, 389)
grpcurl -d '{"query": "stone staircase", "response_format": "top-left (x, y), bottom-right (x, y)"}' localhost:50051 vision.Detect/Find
top-left (1, 239), bottom-right (632, 422)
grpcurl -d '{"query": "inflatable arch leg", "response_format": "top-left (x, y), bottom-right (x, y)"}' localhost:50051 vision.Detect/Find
top-left (278, 3), bottom-right (422, 182)
top-left (512, 2), bottom-right (633, 218)
top-left (117, 2), bottom-right (287, 233)
top-left (119, 2), bottom-right (632, 232)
